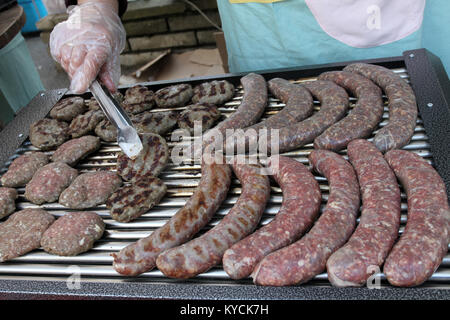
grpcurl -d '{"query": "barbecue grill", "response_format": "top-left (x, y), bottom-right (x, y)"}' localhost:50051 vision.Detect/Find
top-left (0, 48), bottom-right (449, 300)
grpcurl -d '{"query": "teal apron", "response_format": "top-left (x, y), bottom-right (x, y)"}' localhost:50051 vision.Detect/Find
top-left (217, 0), bottom-right (450, 75)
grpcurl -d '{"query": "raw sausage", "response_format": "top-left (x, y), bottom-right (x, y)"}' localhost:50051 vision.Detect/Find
top-left (344, 63), bottom-right (418, 152)
top-left (383, 150), bottom-right (450, 287)
top-left (222, 155), bottom-right (321, 279)
top-left (252, 150), bottom-right (360, 286)
top-left (156, 160), bottom-right (270, 279)
top-left (112, 154), bottom-right (232, 276)
top-left (314, 71), bottom-right (384, 151)
top-left (326, 139), bottom-right (401, 287)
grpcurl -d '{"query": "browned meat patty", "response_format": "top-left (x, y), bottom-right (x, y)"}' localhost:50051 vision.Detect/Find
top-left (1, 152), bottom-right (49, 187)
top-left (50, 97), bottom-right (87, 122)
top-left (51, 135), bottom-right (101, 166)
top-left (29, 118), bottom-right (69, 150)
top-left (130, 111), bottom-right (178, 135)
top-left (191, 80), bottom-right (235, 105)
top-left (0, 208), bottom-right (55, 262)
top-left (41, 211), bottom-right (105, 256)
top-left (88, 92), bottom-right (124, 111)
top-left (117, 133), bottom-right (169, 182)
top-left (25, 162), bottom-right (78, 205)
top-left (177, 103), bottom-right (221, 134)
top-left (69, 110), bottom-right (105, 138)
top-left (0, 187), bottom-right (18, 219)
top-left (59, 171), bottom-right (122, 209)
top-left (122, 85), bottom-right (155, 114)
top-left (106, 176), bottom-right (167, 223)
top-left (154, 84), bottom-right (193, 108)
top-left (95, 119), bottom-right (117, 142)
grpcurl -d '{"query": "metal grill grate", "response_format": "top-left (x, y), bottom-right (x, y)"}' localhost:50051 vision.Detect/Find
top-left (0, 68), bottom-right (448, 288)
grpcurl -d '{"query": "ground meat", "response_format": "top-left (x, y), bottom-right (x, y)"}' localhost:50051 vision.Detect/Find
top-left (191, 80), bottom-right (235, 105)
top-left (25, 162), bottom-right (78, 205)
top-left (130, 111), bottom-right (178, 135)
top-left (69, 110), bottom-right (105, 138)
top-left (50, 96), bottom-right (87, 122)
top-left (88, 92), bottom-right (124, 111)
top-left (107, 176), bottom-right (167, 223)
top-left (0, 152), bottom-right (49, 187)
top-left (95, 119), bottom-right (117, 142)
top-left (0, 209), bottom-right (55, 262)
top-left (0, 187), bottom-right (18, 219)
top-left (154, 83), bottom-right (193, 108)
top-left (41, 211), bottom-right (105, 256)
top-left (122, 85), bottom-right (155, 114)
top-left (29, 118), bottom-right (69, 150)
top-left (116, 133), bottom-right (169, 182)
top-left (177, 103), bottom-right (221, 134)
top-left (59, 171), bottom-right (122, 209)
top-left (51, 135), bottom-right (101, 166)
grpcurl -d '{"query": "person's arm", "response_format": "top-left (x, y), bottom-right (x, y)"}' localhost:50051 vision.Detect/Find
top-left (49, 0), bottom-right (126, 93)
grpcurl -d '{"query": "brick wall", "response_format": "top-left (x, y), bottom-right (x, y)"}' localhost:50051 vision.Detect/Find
top-left (36, 0), bottom-right (221, 68)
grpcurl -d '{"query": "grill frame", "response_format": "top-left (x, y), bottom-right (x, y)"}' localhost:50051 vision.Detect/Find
top-left (0, 48), bottom-right (449, 300)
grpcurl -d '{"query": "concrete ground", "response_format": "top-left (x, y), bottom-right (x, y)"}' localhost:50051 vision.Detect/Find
top-left (24, 33), bottom-right (70, 90)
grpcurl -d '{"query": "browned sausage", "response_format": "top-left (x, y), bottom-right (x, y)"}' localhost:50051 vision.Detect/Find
top-left (222, 155), bottom-right (321, 280)
top-left (326, 139), bottom-right (401, 287)
top-left (383, 150), bottom-right (450, 287)
top-left (156, 161), bottom-right (270, 279)
top-left (252, 150), bottom-right (360, 286)
top-left (344, 63), bottom-right (418, 152)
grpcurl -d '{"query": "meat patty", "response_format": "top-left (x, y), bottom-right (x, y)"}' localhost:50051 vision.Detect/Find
top-left (117, 133), bottom-right (169, 182)
top-left (0, 208), bottom-right (55, 262)
top-left (154, 84), bottom-right (193, 108)
top-left (130, 111), bottom-right (178, 135)
top-left (51, 135), bottom-right (101, 166)
top-left (1, 152), bottom-right (49, 187)
top-left (29, 118), bottom-right (69, 150)
top-left (95, 119), bottom-right (117, 142)
top-left (50, 96), bottom-right (87, 122)
top-left (0, 187), bottom-right (18, 219)
top-left (191, 80), bottom-right (235, 105)
top-left (107, 176), bottom-right (167, 223)
top-left (177, 104), bottom-right (221, 134)
top-left (41, 211), bottom-right (105, 256)
top-left (25, 162), bottom-right (78, 204)
top-left (122, 85), bottom-right (155, 114)
top-left (69, 110), bottom-right (105, 138)
top-left (59, 171), bottom-right (122, 209)
top-left (88, 92), bottom-right (124, 111)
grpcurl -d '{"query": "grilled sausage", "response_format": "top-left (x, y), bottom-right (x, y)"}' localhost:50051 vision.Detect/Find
top-left (1, 152), bottom-right (49, 187)
top-left (326, 139), bottom-right (401, 287)
top-left (314, 71), bottom-right (384, 151)
top-left (264, 80), bottom-right (349, 153)
top-left (156, 161), bottom-right (270, 279)
top-left (224, 78), bottom-right (314, 153)
top-left (344, 63), bottom-right (418, 152)
top-left (252, 150), bottom-right (360, 286)
top-left (112, 154), bottom-right (232, 276)
top-left (383, 150), bottom-right (450, 287)
top-left (223, 155), bottom-right (321, 279)
top-left (201, 73), bottom-right (267, 152)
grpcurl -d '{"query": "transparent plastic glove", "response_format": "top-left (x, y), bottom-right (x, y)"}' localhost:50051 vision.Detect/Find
top-left (50, 2), bottom-right (126, 93)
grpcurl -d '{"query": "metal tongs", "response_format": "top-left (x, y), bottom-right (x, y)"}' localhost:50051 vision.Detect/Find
top-left (89, 80), bottom-right (143, 159)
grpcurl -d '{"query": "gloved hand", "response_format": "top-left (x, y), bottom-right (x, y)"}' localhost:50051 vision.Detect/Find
top-left (50, 1), bottom-right (126, 93)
